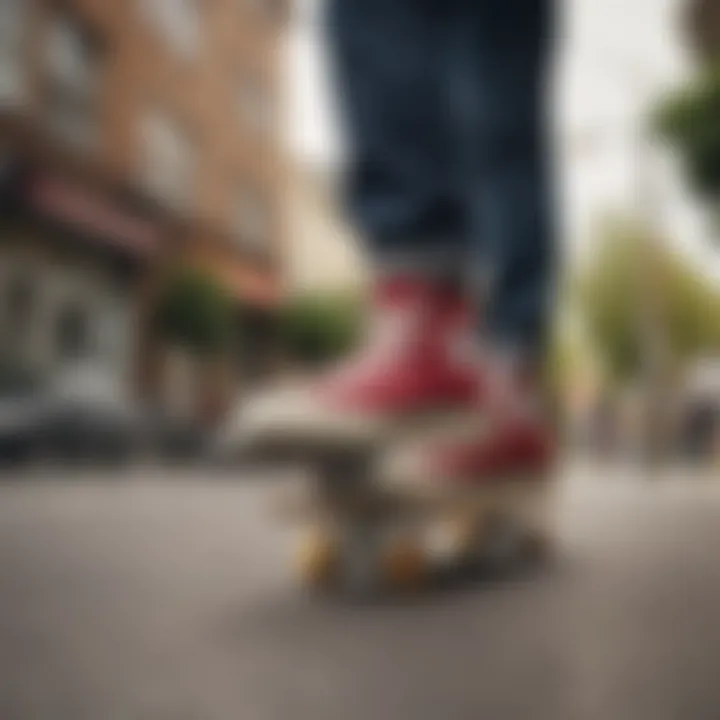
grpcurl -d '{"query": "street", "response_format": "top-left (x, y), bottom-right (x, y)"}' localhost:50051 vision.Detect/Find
top-left (0, 464), bottom-right (720, 720)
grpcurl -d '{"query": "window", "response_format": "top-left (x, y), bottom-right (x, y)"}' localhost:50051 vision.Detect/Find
top-left (45, 15), bottom-right (104, 150)
top-left (2, 272), bottom-right (35, 353)
top-left (139, 0), bottom-right (200, 56)
top-left (140, 111), bottom-right (195, 211)
top-left (234, 186), bottom-right (271, 247)
top-left (55, 304), bottom-right (90, 361)
top-left (0, 0), bottom-right (28, 105)
top-left (238, 73), bottom-right (273, 134)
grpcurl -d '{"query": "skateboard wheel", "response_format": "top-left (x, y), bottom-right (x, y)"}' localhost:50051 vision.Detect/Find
top-left (381, 536), bottom-right (427, 590)
top-left (295, 526), bottom-right (339, 589)
top-left (428, 512), bottom-right (488, 563)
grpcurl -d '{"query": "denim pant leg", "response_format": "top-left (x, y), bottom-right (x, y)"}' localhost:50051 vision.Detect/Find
top-left (325, 0), bottom-right (468, 278)
top-left (461, 0), bottom-right (557, 357)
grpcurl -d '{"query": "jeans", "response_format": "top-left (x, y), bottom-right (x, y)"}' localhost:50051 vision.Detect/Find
top-left (326, 0), bottom-right (556, 357)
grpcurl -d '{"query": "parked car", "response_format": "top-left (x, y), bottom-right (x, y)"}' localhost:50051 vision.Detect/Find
top-left (0, 366), bottom-right (142, 466)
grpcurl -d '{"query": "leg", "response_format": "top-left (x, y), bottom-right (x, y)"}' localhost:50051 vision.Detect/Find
top-left (325, 0), bottom-right (468, 275)
top-left (461, 0), bottom-right (556, 358)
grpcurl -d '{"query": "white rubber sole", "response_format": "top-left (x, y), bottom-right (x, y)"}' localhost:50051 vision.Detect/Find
top-left (228, 385), bottom-right (477, 458)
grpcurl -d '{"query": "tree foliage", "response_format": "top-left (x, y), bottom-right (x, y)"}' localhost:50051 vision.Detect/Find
top-left (654, 66), bottom-right (720, 202)
top-left (579, 218), bottom-right (720, 382)
top-left (280, 291), bottom-right (364, 367)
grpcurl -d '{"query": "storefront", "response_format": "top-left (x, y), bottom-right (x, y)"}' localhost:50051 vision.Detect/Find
top-left (0, 160), bottom-right (160, 394)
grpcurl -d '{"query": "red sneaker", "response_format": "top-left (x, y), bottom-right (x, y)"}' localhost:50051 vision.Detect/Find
top-left (431, 415), bottom-right (554, 482)
top-left (317, 276), bottom-right (477, 415)
top-left (384, 355), bottom-right (556, 490)
top-left (385, 412), bottom-right (554, 488)
top-left (236, 276), bottom-right (479, 448)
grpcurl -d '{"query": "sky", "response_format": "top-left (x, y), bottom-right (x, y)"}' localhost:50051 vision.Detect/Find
top-left (284, 0), bottom-right (720, 278)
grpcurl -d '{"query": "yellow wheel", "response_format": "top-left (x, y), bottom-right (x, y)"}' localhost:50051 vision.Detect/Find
top-left (294, 525), bottom-right (340, 589)
top-left (381, 535), bottom-right (428, 591)
top-left (428, 510), bottom-right (489, 563)
top-left (454, 512), bottom-right (489, 557)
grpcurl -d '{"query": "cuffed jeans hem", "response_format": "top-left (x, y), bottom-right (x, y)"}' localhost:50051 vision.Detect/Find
top-left (481, 330), bottom-right (549, 367)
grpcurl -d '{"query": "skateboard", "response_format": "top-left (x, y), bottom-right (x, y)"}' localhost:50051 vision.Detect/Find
top-left (247, 430), bottom-right (556, 597)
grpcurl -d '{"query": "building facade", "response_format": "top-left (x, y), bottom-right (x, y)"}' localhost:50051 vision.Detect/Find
top-left (0, 0), bottom-right (285, 417)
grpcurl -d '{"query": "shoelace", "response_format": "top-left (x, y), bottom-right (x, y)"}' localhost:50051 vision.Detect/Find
top-left (330, 307), bottom-right (426, 384)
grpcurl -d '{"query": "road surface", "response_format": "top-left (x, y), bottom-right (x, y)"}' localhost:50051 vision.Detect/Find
top-left (0, 464), bottom-right (719, 720)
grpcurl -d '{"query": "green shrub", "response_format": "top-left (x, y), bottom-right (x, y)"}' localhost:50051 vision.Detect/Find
top-left (155, 266), bottom-right (235, 356)
top-left (280, 291), bottom-right (365, 367)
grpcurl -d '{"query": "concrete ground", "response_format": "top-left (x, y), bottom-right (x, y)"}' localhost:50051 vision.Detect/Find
top-left (0, 463), bottom-right (719, 720)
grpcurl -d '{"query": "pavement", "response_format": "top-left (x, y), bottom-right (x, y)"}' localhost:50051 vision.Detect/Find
top-left (0, 463), bottom-right (720, 720)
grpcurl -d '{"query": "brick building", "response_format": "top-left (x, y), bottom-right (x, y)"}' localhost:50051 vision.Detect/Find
top-left (0, 0), bottom-right (285, 416)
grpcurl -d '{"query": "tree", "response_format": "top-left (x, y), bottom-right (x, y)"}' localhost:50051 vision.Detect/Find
top-left (655, 0), bottom-right (720, 208)
top-left (154, 266), bottom-right (235, 356)
top-left (579, 217), bottom-right (720, 383)
top-left (654, 66), bottom-right (720, 207)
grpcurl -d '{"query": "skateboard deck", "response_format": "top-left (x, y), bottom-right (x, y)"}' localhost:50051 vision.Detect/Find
top-left (244, 430), bottom-right (555, 597)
